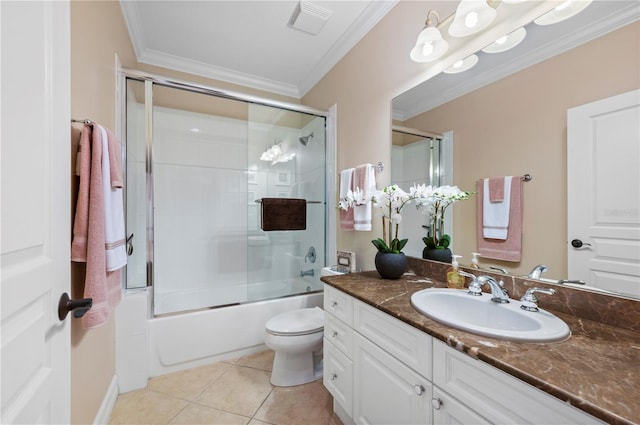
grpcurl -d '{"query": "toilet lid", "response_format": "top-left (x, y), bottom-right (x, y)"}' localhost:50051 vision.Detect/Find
top-left (265, 307), bottom-right (324, 336)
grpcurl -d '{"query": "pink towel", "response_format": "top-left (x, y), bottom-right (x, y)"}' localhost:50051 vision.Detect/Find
top-left (488, 177), bottom-right (505, 202)
top-left (71, 124), bottom-right (122, 329)
top-left (353, 164), bottom-right (376, 231)
top-left (476, 176), bottom-right (522, 262)
top-left (339, 168), bottom-right (355, 231)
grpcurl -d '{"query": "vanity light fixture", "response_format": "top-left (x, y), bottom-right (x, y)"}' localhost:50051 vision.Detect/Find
top-left (448, 0), bottom-right (498, 38)
top-left (410, 10), bottom-right (449, 63)
top-left (534, 0), bottom-right (593, 26)
top-left (481, 27), bottom-right (527, 53)
top-left (443, 54), bottom-right (479, 74)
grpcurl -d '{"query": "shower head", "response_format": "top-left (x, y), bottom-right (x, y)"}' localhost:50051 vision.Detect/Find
top-left (299, 132), bottom-right (314, 146)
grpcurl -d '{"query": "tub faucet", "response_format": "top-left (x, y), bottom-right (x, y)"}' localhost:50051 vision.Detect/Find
top-left (527, 264), bottom-right (548, 280)
top-left (300, 269), bottom-right (314, 277)
top-left (304, 246), bottom-right (316, 263)
top-left (469, 275), bottom-right (510, 303)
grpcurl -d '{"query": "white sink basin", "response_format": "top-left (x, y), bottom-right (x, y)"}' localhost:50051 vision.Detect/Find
top-left (410, 288), bottom-right (570, 343)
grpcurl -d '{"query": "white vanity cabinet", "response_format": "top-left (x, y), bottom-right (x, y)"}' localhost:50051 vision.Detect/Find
top-left (323, 285), bottom-right (354, 417)
top-left (323, 285), bottom-right (605, 425)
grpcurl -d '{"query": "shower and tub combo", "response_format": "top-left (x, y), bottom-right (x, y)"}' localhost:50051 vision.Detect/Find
top-left (116, 70), bottom-right (335, 388)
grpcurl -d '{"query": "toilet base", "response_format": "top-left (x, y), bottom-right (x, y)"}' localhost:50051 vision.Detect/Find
top-left (270, 348), bottom-right (323, 387)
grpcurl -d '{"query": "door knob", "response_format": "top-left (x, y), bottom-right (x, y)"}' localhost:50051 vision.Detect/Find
top-left (571, 239), bottom-right (592, 248)
top-left (58, 293), bottom-right (92, 321)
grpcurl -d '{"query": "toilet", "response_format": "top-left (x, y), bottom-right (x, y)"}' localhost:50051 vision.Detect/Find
top-left (264, 306), bottom-right (324, 387)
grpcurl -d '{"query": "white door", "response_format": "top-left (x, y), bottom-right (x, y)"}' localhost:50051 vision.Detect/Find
top-left (1, 1), bottom-right (71, 423)
top-left (567, 89), bottom-right (640, 298)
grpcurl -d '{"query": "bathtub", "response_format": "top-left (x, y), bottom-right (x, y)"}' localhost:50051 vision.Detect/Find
top-left (147, 288), bottom-right (323, 377)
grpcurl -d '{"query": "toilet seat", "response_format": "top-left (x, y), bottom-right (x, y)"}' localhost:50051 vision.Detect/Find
top-left (265, 307), bottom-right (324, 336)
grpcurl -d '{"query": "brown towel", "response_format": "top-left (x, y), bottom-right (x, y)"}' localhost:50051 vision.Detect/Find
top-left (261, 198), bottom-right (306, 231)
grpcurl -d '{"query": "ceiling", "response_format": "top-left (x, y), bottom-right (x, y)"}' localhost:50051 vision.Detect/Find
top-left (119, 0), bottom-right (397, 98)
top-left (119, 1), bottom-right (639, 109)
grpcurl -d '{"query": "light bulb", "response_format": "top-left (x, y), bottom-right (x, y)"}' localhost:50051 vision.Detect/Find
top-left (495, 35), bottom-right (507, 45)
top-left (465, 11), bottom-right (478, 28)
top-left (555, 0), bottom-right (572, 11)
top-left (452, 60), bottom-right (464, 69)
top-left (422, 42), bottom-right (434, 56)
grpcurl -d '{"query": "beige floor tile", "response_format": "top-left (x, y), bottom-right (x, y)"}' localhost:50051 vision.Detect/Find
top-left (247, 419), bottom-right (275, 425)
top-left (195, 365), bottom-right (273, 417)
top-left (235, 350), bottom-right (274, 371)
top-left (253, 380), bottom-right (332, 425)
top-left (168, 403), bottom-right (250, 425)
top-left (109, 389), bottom-right (188, 425)
top-left (328, 412), bottom-right (344, 425)
top-left (147, 361), bottom-right (232, 401)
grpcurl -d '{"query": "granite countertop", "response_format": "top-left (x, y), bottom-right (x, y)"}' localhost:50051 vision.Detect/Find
top-left (321, 271), bottom-right (640, 425)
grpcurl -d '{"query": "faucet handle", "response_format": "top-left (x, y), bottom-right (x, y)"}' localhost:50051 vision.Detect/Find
top-left (458, 271), bottom-right (482, 296)
top-left (520, 287), bottom-right (556, 312)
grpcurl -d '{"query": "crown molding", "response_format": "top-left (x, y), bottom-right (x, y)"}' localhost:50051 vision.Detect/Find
top-left (298, 1), bottom-right (398, 97)
top-left (137, 49), bottom-right (300, 98)
top-left (119, 1), bottom-right (145, 60)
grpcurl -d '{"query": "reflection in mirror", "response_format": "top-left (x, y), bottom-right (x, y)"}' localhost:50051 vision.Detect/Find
top-left (391, 2), bottom-right (640, 299)
top-left (391, 126), bottom-right (452, 258)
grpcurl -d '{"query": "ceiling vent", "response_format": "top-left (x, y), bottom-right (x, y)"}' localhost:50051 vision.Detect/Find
top-left (288, 1), bottom-right (333, 35)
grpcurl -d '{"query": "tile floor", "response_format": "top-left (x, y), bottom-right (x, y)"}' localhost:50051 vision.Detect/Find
top-left (109, 350), bottom-right (343, 425)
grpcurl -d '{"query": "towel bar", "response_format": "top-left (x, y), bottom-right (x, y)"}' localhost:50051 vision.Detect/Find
top-left (255, 199), bottom-right (323, 204)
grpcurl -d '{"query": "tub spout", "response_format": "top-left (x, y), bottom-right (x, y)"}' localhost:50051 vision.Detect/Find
top-left (300, 269), bottom-right (314, 277)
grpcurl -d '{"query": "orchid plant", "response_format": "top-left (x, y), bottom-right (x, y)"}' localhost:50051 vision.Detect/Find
top-left (410, 184), bottom-right (472, 250)
top-left (370, 185), bottom-right (413, 253)
top-left (339, 183), bottom-right (472, 254)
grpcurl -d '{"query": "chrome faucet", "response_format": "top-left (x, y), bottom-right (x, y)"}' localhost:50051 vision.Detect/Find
top-left (527, 264), bottom-right (548, 279)
top-left (468, 275), bottom-right (510, 303)
top-left (300, 269), bottom-right (314, 277)
top-left (520, 287), bottom-right (556, 312)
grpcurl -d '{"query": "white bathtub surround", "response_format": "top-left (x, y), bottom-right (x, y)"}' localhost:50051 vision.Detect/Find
top-left (148, 292), bottom-right (323, 377)
top-left (115, 289), bottom-right (151, 393)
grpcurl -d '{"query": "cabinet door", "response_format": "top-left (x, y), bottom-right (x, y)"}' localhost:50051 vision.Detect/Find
top-left (432, 387), bottom-right (490, 425)
top-left (324, 338), bottom-right (353, 416)
top-left (353, 334), bottom-right (431, 425)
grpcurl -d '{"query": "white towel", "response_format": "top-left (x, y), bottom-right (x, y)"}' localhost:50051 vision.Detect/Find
top-left (354, 164), bottom-right (376, 231)
top-left (339, 168), bottom-right (355, 230)
top-left (99, 125), bottom-right (127, 271)
top-left (482, 176), bottom-right (512, 240)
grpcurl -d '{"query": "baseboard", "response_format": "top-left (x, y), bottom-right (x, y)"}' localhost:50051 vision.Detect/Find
top-left (93, 375), bottom-right (118, 425)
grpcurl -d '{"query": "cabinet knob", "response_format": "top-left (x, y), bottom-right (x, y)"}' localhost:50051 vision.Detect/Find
top-left (414, 385), bottom-right (425, 396)
top-left (331, 373), bottom-right (338, 381)
top-left (431, 397), bottom-right (443, 410)
top-left (331, 300), bottom-right (338, 308)
top-left (331, 331), bottom-right (338, 338)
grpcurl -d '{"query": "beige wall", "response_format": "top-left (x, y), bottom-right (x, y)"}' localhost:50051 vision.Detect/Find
top-left (303, 1), bottom-right (458, 271)
top-left (69, 2), bottom-right (299, 423)
top-left (404, 21), bottom-right (640, 278)
top-left (304, 2), bottom-right (639, 275)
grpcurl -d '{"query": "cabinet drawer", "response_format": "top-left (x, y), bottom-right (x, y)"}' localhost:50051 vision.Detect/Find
top-left (354, 299), bottom-right (432, 380)
top-left (432, 340), bottom-right (604, 424)
top-left (324, 285), bottom-right (353, 326)
top-left (324, 338), bottom-right (353, 416)
top-left (324, 312), bottom-right (353, 358)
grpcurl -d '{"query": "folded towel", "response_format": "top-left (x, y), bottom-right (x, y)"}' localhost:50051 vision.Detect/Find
top-left (488, 177), bottom-right (505, 202)
top-left (71, 124), bottom-right (122, 329)
top-left (99, 125), bottom-right (127, 271)
top-left (477, 176), bottom-right (523, 262)
top-left (482, 176), bottom-right (512, 240)
top-left (354, 164), bottom-right (376, 231)
top-left (261, 198), bottom-right (306, 231)
top-left (339, 168), bottom-right (355, 231)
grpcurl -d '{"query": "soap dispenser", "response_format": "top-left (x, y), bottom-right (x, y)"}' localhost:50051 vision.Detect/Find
top-left (471, 252), bottom-right (481, 269)
top-left (446, 255), bottom-right (465, 289)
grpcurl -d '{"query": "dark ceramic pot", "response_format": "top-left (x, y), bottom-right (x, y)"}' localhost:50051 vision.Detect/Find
top-left (422, 247), bottom-right (453, 264)
top-left (375, 252), bottom-right (407, 280)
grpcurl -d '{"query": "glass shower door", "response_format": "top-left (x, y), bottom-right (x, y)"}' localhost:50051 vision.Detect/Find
top-left (246, 104), bottom-right (326, 301)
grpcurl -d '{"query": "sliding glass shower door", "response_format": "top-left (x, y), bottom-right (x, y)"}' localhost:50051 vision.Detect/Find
top-left (124, 78), bottom-right (326, 315)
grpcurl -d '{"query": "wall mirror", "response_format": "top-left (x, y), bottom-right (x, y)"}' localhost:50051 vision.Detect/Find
top-left (391, 1), bottom-right (640, 299)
